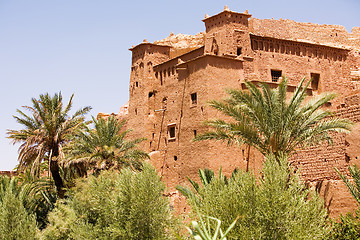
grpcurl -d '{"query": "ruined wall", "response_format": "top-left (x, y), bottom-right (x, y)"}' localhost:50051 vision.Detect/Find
top-left (250, 18), bottom-right (360, 50)
top-left (154, 32), bottom-right (205, 59)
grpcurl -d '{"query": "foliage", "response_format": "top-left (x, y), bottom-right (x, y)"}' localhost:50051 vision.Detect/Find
top-left (0, 173), bottom-right (56, 230)
top-left (327, 210), bottom-right (360, 240)
top-left (42, 164), bottom-right (175, 239)
top-left (185, 213), bottom-right (239, 240)
top-left (18, 170), bottom-right (57, 229)
top-left (64, 116), bottom-right (149, 173)
top-left (337, 165), bottom-right (360, 205)
top-left (195, 77), bottom-right (352, 161)
top-left (7, 92), bottom-right (91, 197)
top-left (176, 168), bottom-right (236, 203)
top-left (177, 154), bottom-right (329, 239)
top-left (0, 176), bottom-right (39, 239)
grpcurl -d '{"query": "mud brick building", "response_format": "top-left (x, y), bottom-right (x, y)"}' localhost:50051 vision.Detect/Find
top-left (123, 6), bottom-right (360, 216)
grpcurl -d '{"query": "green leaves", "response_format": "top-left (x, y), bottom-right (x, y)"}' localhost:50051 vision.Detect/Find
top-left (195, 77), bottom-right (353, 159)
top-left (64, 116), bottom-right (149, 172)
top-left (42, 164), bottom-right (174, 240)
top-left (186, 213), bottom-right (239, 240)
top-left (336, 165), bottom-right (360, 206)
top-left (178, 155), bottom-right (329, 239)
top-left (7, 92), bottom-right (91, 197)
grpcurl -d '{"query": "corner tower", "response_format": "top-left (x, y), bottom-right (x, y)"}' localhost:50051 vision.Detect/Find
top-left (127, 41), bottom-right (171, 149)
top-left (203, 6), bottom-right (252, 58)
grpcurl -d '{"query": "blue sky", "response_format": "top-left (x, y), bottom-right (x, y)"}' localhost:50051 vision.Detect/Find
top-left (1, 0), bottom-right (360, 170)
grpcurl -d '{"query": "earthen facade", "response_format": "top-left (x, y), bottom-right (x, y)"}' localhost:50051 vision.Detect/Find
top-left (125, 7), bottom-right (360, 217)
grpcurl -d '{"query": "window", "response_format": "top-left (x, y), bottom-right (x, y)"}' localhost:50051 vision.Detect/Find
top-left (311, 73), bottom-right (320, 91)
top-left (135, 81), bottom-right (139, 87)
top-left (271, 70), bottom-right (282, 82)
top-left (168, 124), bottom-right (176, 139)
top-left (162, 97), bottom-right (167, 109)
top-left (191, 93), bottom-right (197, 105)
top-left (237, 47), bottom-right (242, 56)
top-left (193, 130), bottom-right (197, 137)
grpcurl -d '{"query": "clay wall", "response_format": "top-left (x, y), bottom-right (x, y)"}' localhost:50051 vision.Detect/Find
top-left (250, 18), bottom-right (360, 50)
top-left (148, 56), bottom-right (247, 187)
top-left (249, 35), bottom-right (353, 96)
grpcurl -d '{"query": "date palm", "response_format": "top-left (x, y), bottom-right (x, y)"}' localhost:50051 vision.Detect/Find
top-left (195, 77), bottom-right (352, 163)
top-left (336, 165), bottom-right (360, 205)
top-left (64, 116), bottom-right (149, 172)
top-left (7, 93), bottom-right (91, 198)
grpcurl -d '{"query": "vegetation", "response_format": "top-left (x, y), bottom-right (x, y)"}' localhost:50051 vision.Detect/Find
top-left (337, 165), bottom-right (360, 205)
top-left (327, 210), bottom-right (360, 240)
top-left (0, 176), bottom-right (39, 239)
top-left (42, 164), bottom-right (175, 240)
top-left (7, 93), bottom-right (91, 198)
top-left (195, 77), bottom-right (352, 161)
top-left (178, 154), bottom-right (329, 240)
top-left (64, 116), bottom-right (148, 173)
top-left (2, 85), bottom-right (358, 238)
top-left (184, 214), bottom-right (239, 240)
top-left (331, 165), bottom-right (360, 239)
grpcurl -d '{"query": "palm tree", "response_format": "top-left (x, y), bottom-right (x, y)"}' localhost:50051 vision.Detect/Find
top-left (64, 116), bottom-right (149, 172)
top-left (7, 93), bottom-right (91, 198)
top-left (336, 165), bottom-right (360, 205)
top-left (195, 77), bottom-right (352, 163)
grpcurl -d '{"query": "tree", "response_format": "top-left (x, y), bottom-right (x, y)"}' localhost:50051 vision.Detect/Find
top-left (0, 176), bottom-right (40, 239)
top-left (64, 116), bottom-right (149, 172)
top-left (42, 164), bottom-right (176, 240)
top-left (177, 154), bottom-right (329, 239)
top-left (195, 77), bottom-right (352, 162)
top-left (0, 186), bottom-right (39, 240)
top-left (7, 92), bottom-right (91, 198)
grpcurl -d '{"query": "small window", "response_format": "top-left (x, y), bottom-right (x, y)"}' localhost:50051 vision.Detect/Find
top-left (193, 130), bottom-right (197, 137)
top-left (174, 156), bottom-right (178, 161)
top-left (135, 82), bottom-right (139, 87)
top-left (271, 70), bottom-right (282, 82)
top-left (311, 73), bottom-right (320, 91)
top-left (191, 93), bottom-right (197, 105)
top-left (162, 97), bottom-right (167, 109)
top-left (168, 124), bottom-right (176, 139)
top-left (148, 91), bottom-right (154, 98)
top-left (237, 47), bottom-right (242, 56)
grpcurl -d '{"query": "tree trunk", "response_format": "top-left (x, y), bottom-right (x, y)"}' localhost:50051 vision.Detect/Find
top-left (246, 144), bottom-right (251, 172)
top-left (50, 159), bottom-right (65, 198)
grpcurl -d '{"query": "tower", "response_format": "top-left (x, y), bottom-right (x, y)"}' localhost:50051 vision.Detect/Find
top-left (203, 6), bottom-right (252, 58)
top-left (128, 41), bottom-right (171, 149)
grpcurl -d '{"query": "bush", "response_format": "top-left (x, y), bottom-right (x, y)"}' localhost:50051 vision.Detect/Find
top-left (327, 210), bottom-right (360, 240)
top-left (42, 164), bottom-right (175, 239)
top-left (178, 155), bottom-right (329, 239)
top-left (0, 187), bottom-right (39, 239)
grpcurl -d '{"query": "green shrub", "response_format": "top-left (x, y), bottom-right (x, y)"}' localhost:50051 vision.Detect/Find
top-left (178, 155), bottom-right (329, 239)
top-left (42, 164), bottom-right (175, 239)
top-left (327, 210), bottom-right (360, 240)
top-left (0, 187), bottom-right (39, 240)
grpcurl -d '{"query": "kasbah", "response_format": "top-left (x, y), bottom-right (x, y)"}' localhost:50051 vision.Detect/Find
top-left (98, 6), bottom-right (360, 218)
